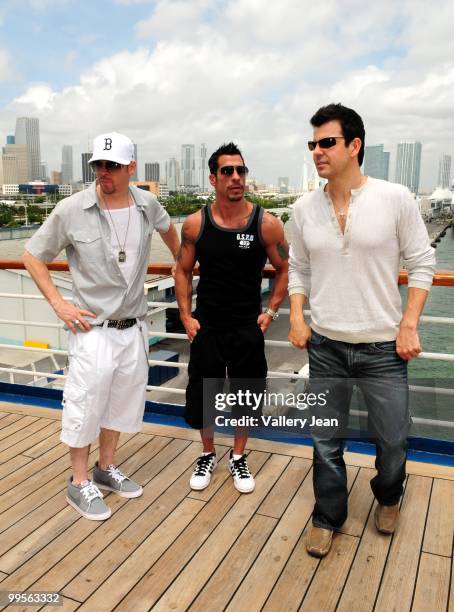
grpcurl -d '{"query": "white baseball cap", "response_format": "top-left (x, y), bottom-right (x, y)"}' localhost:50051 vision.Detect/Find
top-left (88, 132), bottom-right (134, 165)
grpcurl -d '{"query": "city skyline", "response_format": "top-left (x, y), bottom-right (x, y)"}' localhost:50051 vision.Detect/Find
top-left (0, 1), bottom-right (453, 191)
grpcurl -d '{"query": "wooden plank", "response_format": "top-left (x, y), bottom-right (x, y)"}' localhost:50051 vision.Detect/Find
top-left (0, 415), bottom-right (38, 442)
top-left (154, 454), bottom-right (290, 611)
top-left (0, 433), bottom-right (141, 559)
top-left (374, 475), bottom-right (432, 612)
top-left (336, 500), bottom-right (392, 612)
top-left (190, 514), bottom-right (277, 612)
top-left (0, 434), bottom-right (171, 570)
top-left (35, 440), bottom-right (199, 600)
top-left (21, 430), bottom-right (62, 459)
top-left (262, 525), bottom-right (319, 612)
top-left (0, 402), bottom-right (62, 421)
top-left (115, 451), bottom-right (271, 612)
top-left (257, 456), bottom-right (311, 518)
top-left (78, 497), bottom-right (206, 610)
top-left (0, 571), bottom-right (6, 581)
top-left (450, 548), bottom-right (454, 612)
top-left (412, 552), bottom-right (450, 612)
top-left (0, 420), bottom-right (60, 463)
top-left (423, 478), bottom-right (454, 557)
top-left (0, 454), bottom-right (32, 479)
top-left (0, 411), bottom-right (9, 421)
top-left (299, 534), bottom-right (359, 611)
top-left (340, 467), bottom-right (375, 537)
top-left (0, 413), bottom-right (23, 429)
top-left (225, 468), bottom-right (315, 612)
top-left (0, 441), bottom-right (68, 499)
top-left (41, 596), bottom-right (81, 612)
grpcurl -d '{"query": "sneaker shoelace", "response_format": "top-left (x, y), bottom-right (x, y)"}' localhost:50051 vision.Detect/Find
top-left (80, 482), bottom-right (104, 503)
top-left (106, 465), bottom-right (128, 483)
top-left (232, 455), bottom-right (251, 479)
top-left (193, 454), bottom-right (215, 477)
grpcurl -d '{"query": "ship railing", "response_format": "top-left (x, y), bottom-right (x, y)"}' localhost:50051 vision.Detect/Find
top-left (0, 261), bottom-right (454, 432)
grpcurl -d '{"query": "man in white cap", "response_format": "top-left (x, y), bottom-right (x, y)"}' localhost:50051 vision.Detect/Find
top-left (23, 132), bottom-right (179, 520)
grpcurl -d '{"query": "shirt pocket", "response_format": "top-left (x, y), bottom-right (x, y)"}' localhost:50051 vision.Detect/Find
top-left (73, 231), bottom-right (104, 262)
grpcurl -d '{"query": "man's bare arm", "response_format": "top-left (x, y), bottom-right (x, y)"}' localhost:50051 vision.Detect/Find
top-left (396, 287), bottom-right (429, 360)
top-left (159, 223), bottom-right (180, 267)
top-left (174, 213), bottom-right (201, 340)
top-left (258, 213), bottom-right (289, 333)
top-left (22, 250), bottom-right (96, 333)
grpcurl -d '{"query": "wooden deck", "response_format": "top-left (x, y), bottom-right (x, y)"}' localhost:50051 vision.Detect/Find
top-left (0, 401), bottom-right (453, 612)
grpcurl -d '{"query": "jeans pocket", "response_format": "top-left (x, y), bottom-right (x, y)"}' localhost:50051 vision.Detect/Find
top-left (369, 341), bottom-right (397, 354)
top-left (309, 329), bottom-right (327, 347)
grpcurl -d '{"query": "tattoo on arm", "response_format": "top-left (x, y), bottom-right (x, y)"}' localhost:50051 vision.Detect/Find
top-left (277, 241), bottom-right (289, 260)
top-left (176, 226), bottom-right (193, 263)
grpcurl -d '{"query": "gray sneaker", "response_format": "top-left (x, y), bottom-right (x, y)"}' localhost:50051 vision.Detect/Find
top-left (66, 479), bottom-right (111, 521)
top-left (93, 462), bottom-right (143, 498)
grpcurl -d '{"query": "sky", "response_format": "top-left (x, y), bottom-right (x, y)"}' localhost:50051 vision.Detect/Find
top-left (0, 0), bottom-right (453, 191)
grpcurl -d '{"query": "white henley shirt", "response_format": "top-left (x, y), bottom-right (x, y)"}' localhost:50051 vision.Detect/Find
top-left (288, 177), bottom-right (436, 343)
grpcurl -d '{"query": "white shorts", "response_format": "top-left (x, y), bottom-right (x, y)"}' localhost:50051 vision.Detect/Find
top-left (61, 321), bottom-right (149, 448)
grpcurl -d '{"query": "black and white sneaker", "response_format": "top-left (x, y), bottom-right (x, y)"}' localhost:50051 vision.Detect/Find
top-left (228, 451), bottom-right (255, 493)
top-left (190, 452), bottom-right (217, 490)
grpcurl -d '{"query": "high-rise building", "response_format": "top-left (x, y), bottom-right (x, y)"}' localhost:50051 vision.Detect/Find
top-left (61, 145), bottom-right (73, 183)
top-left (438, 154), bottom-right (452, 189)
top-left (130, 144), bottom-right (138, 181)
top-left (278, 177), bottom-right (289, 194)
top-left (363, 145), bottom-right (390, 181)
top-left (51, 171), bottom-right (62, 185)
top-left (145, 162), bottom-right (160, 182)
top-left (81, 152), bottom-right (95, 184)
top-left (3, 144), bottom-right (28, 183)
top-left (40, 162), bottom-right (49, 181)
top-left (199, 143), bottom-right (208, 191)
top-left (15, 117), bottom-right (41, 180)
top-left (181, 144), bottom-right (196, 187)
top-left (166, 157), bottom-right (180, 192)
top-left (395, 142), bottom-right (422, 193)
top-left (0, 154), bottom-right (18, 186)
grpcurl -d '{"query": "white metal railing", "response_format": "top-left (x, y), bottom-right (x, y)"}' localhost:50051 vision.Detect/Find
top-left (1, 292), bottom-right (454, 430)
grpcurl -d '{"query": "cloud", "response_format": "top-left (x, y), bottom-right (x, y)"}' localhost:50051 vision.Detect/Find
top-left (1, 0), bottom-right (453, 190)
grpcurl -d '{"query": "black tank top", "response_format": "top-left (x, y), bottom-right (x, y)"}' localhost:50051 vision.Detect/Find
top-left (194, 203), bottom-right (267, 329)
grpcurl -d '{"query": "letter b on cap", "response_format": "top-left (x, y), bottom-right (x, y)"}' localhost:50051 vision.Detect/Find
top-left (104, 138), bottom-right (112, 151)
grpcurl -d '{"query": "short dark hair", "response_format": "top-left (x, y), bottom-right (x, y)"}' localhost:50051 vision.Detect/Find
top-left (208, 142), bottom-right (245, 174)
top-left (310, 103), bottom-right (366, 166)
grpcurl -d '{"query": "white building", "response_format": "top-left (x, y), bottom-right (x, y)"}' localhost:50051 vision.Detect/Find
top-left (61, 145), bottom-right (73, 184)
top-left (181, 144), bottom-right (196, 187)
top-left (395, 142), bottom-right (422, 194)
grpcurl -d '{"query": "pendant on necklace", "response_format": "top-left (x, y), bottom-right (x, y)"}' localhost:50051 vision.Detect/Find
top-left (118, 250), bottom-right (126, 263)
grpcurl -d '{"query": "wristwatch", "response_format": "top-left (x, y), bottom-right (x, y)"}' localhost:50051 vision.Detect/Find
top-left (265, 308), bottom-right (279, 321)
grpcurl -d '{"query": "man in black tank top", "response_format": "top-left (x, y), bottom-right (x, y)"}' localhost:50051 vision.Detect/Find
top-left (175, 143), bottom-right (289, 493)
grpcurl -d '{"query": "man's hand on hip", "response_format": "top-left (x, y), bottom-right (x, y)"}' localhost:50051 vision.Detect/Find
top-left (396, 324), bottom-right (422, 361)
top-left (288, 320), bottom-right (312, 349)
top-left (53, 300), bottom-right (96, 334)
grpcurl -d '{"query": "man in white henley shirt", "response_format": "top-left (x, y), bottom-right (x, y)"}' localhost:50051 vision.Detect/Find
top-left (288, 103), bottom-right (435, 558)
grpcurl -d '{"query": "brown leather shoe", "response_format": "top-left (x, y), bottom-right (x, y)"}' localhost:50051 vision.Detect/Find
top-left (306, 526), bottom-right (333, 557)
top-left (374, 503), bottom-right (399, 534)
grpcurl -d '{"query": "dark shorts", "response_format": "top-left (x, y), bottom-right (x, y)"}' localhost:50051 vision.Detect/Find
top-left (185, 324), bottom-right (268, 429)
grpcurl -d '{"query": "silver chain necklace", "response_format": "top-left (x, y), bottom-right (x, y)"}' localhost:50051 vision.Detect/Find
top-left (100, 192), bottom-right (131, 262)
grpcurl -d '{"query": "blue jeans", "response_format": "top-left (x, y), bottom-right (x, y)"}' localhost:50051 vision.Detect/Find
top-left (308, 330), bottom-right (410, 531)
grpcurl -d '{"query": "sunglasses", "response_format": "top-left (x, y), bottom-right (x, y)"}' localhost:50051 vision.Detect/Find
top-left (219, 165), bottom-right (249, 176)
top-left (91, 160), bottom-right (124, 172)
top-left (307, 136), bottom-right (345, 151)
